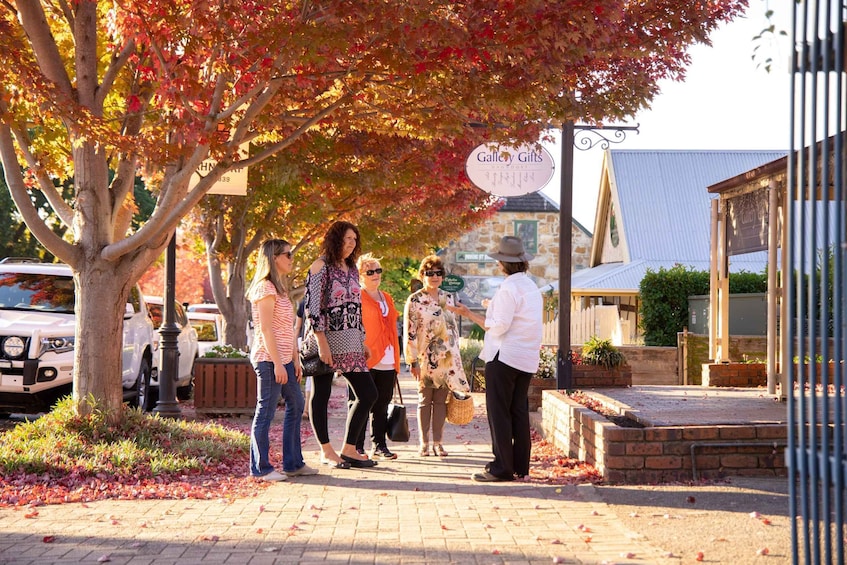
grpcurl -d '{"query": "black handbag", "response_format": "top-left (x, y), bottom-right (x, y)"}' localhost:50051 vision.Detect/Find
top-left (386, 376), bottom-right (410, 442)
top-left (299, 268), bottom-right (334, 378)
top-left (300, 323), bottom-right (333, 377)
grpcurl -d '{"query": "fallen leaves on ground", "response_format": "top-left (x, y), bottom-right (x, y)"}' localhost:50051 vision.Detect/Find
top-left (526, 429), bottom-right (603, 485)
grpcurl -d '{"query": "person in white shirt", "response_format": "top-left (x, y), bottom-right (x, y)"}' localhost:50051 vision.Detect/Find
top-left (450, 236), bottom-right (543, 482)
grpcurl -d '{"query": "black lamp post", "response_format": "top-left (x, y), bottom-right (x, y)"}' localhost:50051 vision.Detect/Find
top-left (153, 232), bottom-right (181, 418)
top-left (556, 122), bottom-right (638, 390)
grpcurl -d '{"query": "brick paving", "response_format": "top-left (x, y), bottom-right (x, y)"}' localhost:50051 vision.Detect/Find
top-left (0, 373), bottom-right (677, 565)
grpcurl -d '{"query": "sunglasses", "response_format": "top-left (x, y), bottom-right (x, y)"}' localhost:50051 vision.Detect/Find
top-left (278, 250), bottom-right (293, 259)
top-left (365, 268), bottom-right (383, 276)
top-left (424, 269), bottom-right (445, 277)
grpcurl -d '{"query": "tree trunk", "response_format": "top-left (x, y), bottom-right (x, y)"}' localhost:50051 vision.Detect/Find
top-left (222, 271), bottom-right (250, 349)
top-left (72, 265), bottom-right (131, 419)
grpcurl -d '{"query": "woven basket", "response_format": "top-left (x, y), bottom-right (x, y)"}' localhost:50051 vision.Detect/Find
top-left (446, 392), bottom-right (474, 425)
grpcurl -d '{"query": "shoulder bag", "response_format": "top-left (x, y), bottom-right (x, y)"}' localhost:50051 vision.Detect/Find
top-left (386, 376), bottom-right (410, 442)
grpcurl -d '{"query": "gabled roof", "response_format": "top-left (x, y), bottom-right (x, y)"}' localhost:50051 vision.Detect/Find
top-left (499, 191), bottom-right (559, 213)
top-left (607, 149), bottom-right (787, 263)
top-left (577, 149), bottom-right (787, 293)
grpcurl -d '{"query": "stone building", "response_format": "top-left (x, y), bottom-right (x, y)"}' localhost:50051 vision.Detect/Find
top-left (440, 191), bottom-right (592, 287)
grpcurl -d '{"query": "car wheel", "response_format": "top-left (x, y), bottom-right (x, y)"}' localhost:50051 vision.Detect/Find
top-left (135, 359), bottom-right (158, 412)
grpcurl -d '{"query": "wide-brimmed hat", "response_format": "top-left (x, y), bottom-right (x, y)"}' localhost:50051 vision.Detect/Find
top-left (487, 236), bottom-right (533, 263)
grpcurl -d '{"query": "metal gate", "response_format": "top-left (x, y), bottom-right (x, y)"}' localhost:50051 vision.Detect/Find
top-left (788, 2), bottom-right (846, 563)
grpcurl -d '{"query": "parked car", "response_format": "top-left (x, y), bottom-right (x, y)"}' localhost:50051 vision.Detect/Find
top-left (144, 296), bottom-right (199, 401)
top-left (187, 303), bottom-right (220, 315)
top-left (0, 260), bottom-right (156, 415)
top-left (187, 311), bottom-right (225, 357)
top-left (188, 304), bottom-right (254, 353)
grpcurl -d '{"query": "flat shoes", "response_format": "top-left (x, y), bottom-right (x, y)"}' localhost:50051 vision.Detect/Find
top-left (341, 454), bottom-right (378, 468)
top-left (320, 457), bottom-right (351, 469)
top-left (471, 471), bottom-right (513, 483)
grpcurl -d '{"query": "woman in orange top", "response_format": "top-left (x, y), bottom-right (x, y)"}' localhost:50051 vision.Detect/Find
top-left (355, 253), bottom-right (401, 459)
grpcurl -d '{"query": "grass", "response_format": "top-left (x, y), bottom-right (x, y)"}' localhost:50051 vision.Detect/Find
top-left (0, 397), bottom-right (249, 479)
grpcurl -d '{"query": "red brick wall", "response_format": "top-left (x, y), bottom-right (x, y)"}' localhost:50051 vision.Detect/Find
top-left (702, 362), bottom-right (768, 387)
top-left (540, 390), bottom-right (788, 484)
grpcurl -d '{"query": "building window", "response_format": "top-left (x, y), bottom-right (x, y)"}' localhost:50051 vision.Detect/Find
top-left (513, 220), bottom-right (538, 254)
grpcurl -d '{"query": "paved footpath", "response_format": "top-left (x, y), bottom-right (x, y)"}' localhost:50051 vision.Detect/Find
top-left (0, 374), bottom-right (675, 565)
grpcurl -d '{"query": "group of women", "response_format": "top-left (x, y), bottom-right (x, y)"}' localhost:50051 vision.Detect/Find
top-left (246, 221), bottom-right (542, 483)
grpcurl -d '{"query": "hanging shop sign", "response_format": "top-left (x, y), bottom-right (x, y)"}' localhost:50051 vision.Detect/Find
top-left (465, 142), bottom-right (555, 197)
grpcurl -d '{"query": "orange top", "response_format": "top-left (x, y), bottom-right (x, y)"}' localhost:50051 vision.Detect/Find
top-left (361, 289), bottom-right (400, 371)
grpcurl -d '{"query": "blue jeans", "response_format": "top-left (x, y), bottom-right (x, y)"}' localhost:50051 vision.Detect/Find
top-left (250, 361), bottom-right (306, 476)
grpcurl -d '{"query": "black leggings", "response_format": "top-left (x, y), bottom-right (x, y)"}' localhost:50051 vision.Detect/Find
top-left (310, 371), bottom-right (377, 446)
top-left (351, 368), bottom-right (396, 450)
top-left (343, 371), bottom-right (378, 445)
top-left (309, 373), bottom-right (335, 445)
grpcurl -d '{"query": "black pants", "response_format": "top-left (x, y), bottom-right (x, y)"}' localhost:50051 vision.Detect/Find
top-left (309, 372), bottom-right (335, 445)
top-left (484, 356), bottom-right (532, 478)
top-left (343, 371), bottom-right (378, 446)
top-left (351, 368), bottom-right (396, 450)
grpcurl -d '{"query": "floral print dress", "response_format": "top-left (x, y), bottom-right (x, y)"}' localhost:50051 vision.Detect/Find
top-left (403, 289), bottom-right (470, 393)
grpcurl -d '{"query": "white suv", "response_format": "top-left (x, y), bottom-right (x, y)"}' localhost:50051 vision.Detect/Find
top-left (0, 260), bottom-right (157, 415)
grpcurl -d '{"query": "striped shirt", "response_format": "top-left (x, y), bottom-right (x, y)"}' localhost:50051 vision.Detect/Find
top-left (249, 279), bottom-right (295, 365)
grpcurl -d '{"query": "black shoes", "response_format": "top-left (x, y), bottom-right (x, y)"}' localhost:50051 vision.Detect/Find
top-left (341, 454), bottom-right (378, 468)
top-left (371, 445), bottom-right (398, 460)
top-left (471, 471), bottom-right (514, 483)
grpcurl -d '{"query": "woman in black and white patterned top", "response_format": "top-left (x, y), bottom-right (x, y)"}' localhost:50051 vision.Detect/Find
top-left (304, 221), bottom-right (378, 469)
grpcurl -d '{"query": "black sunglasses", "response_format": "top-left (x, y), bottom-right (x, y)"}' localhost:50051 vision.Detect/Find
top-left (365, 268), bottom-right (383, 276)
top-left (278, 250), bottom-right (293, 259)
top-left (424, 269), bottom-right (445, 277)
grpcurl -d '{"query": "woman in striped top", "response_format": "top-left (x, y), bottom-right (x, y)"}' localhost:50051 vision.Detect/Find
top-left (247, 239), bottom-right (318, 481)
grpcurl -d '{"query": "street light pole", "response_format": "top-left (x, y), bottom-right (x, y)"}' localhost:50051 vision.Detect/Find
top-left (557, 122), bottom-right (638, 390)
top-left (557, 122), bottom-right (575, 389)
top-left (154, 232), bottom-right (181, 418)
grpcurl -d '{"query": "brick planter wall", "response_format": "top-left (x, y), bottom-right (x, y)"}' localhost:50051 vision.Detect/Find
top-left (193, 358), bottom-right (257, 416)
top-left (572, 365), bottom-right (632, 388)
top-left (702, 362), bottom-right (767, 387)
top-left (539, 390), bottom-right (788, 484)
top-left (528, 378), bottom-right (557, 411)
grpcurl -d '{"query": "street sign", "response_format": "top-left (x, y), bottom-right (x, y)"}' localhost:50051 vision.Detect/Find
top-left (440, 274), bottom-right (465, 293)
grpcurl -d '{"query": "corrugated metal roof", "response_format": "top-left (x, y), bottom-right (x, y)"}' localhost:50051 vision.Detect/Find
top-left (571, 253), bottom-right (771, 294)
top-left (611, 150), bottom-right (787, 262)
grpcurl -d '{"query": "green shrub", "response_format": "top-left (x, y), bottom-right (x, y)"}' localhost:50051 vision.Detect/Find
top-left (202, 344), bottom-right (248, 358)
top-left (581, 336), bottom-right (626, 368)
top-left (639, 265), bottom-right (709, 346)
top-left (459, 338), bottom-right (484, 376)
top-left (640, 265), bottom-right (767, 346)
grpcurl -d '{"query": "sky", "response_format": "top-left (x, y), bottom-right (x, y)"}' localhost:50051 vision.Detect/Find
top-left (540, 1), bottom-right (792, 231)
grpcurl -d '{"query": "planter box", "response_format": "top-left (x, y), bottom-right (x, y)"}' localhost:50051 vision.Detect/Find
top-left (528, 377), bottom-right (557, 412)
top-left (539, 390), bottom-right (788, 484)
top-left (572, 364), bottom-right (632, 388)
top-left (193, 358), bottom-right (256, 416)
top-left (702, 362), bottom-right (767, 387)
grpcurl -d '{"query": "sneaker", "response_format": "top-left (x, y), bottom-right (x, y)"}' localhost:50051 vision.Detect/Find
top-left (286, 464), bottom-right (319, 477)
top-left (257, 470), bottom-right (287, 482)
top-left (371, 445), bottom-right (398, 460)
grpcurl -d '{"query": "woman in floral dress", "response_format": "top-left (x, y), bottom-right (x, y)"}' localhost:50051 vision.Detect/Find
top-left (403, 255), bottom-right (470, 457)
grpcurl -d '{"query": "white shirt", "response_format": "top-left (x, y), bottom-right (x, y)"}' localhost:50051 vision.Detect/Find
top-left (479, 272), bottom-right (543, 373)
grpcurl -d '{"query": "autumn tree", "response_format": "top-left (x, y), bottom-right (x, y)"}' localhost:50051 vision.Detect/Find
top-left (0, 0), bottom-right (746, 419)
top-left (190, 129), bottom-right (496, 348)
